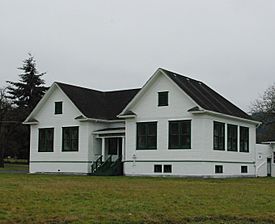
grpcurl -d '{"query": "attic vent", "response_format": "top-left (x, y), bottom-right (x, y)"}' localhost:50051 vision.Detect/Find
top-left (173, 74), bottom-right (177, 77)
top-left (198, 82), bottom-right (202, 85)
top-left (186, 78), bottom-right (190, 81)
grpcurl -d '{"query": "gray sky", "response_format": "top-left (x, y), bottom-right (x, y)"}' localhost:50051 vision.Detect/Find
top-left (0, 0), bottom-right (274, 112)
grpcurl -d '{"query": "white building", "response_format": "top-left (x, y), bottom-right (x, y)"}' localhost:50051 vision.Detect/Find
top-left (24, 68), bottom-right (275, 177)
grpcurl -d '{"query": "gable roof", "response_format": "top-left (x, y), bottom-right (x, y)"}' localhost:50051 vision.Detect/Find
top-left (25, 68), bottom-right (254, 123)
top-left (161, 69), bottom-right (252, 120)
top-left (56, 82), bottom-right (140, 120)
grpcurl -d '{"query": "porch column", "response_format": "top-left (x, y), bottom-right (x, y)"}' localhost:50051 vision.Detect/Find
top-left (102, 138), bottom-right (105, 162)
top-left (122, 137), bottom-right (125, 161)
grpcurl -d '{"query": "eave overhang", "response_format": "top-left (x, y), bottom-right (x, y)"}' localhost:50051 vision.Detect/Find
top-left (190, 109), bottom-right (261, 126)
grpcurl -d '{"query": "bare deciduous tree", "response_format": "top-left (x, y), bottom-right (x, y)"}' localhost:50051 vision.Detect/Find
top-left (251, 83), bottom-right (275, 143)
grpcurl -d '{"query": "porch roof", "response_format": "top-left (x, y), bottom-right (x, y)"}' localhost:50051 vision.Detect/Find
top-left (93, 127), bottom-right (125, 135)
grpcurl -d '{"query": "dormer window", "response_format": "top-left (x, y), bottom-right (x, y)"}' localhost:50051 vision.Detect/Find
top-left (55, 101), bottom-right (63, 114)
top-left (158, 91), bottom-right (168, 106)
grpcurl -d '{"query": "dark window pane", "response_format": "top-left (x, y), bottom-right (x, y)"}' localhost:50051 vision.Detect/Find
top-left (241, 166), bottom-right (248, 173)
top-left (154, 165), bottom-right (162, 173)
top-left (62, 127), bottom-right (79, 151)
top-left (137, 122), bottom-right (157, 150)
top-left (55, 102), bottom-right (63, 114)
top-left (158, 92), bottom-right (168, 106)
top-left (164, 165), bottom-right (172, 173)
top-left (240, 127), bottom-right (249, 152)
top-left (213, 122), bottom-right (225, 150)
top-left (215, 165), bottom-right (223, 174)
top-left (169, 120), bottom-right (191, 149)
top-left (227, 124), bottom-right (237, 151)
top-left (38, 128), bottom-right (54, 152)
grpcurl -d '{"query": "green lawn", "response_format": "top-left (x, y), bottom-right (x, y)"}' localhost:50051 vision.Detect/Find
top-left (0, 175), bottom-right (274, 224)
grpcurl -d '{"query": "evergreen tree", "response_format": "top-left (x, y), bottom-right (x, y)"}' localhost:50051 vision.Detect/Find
top-left (0, 88), bottom-right (10, 167)
top-left (7, 54), bottom-right (48, 119)
top-left (5, 54), bottom-right (48, 161)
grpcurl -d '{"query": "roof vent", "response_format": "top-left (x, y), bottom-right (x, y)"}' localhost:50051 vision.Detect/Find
top-left (186, 78), bottom-right (190, 81)
top-left (173, 73), bottom-right (177, 77)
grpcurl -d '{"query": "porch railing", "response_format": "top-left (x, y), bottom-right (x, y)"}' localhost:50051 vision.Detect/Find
top-left (91, 155), bottom-right (103, 173)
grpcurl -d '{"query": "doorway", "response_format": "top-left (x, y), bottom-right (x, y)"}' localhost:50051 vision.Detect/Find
top-left (106, 138), bottom-right (122, 160)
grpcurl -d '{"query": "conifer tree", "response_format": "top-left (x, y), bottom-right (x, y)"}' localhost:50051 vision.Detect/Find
top-left (7, 54), bottom-right (48, 119)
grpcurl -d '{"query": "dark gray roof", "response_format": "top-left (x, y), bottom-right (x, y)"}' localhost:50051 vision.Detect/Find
top-left (161, 68), bottom-right (252, 120)
top-left (55, 68), bottom-right (252, 121)
top-left (56, 82), bottom-right (140, 120)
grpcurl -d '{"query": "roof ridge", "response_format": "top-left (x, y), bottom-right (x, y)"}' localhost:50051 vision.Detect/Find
top-left (160, 68), bottom-right (204, 84)
top-left (55, 81), bottom-right (140, 94)
top-left (55, 82), bottom-right (103, 93)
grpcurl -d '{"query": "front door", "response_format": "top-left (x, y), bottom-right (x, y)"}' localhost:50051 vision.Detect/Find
top-left (267, 158), bottom-right (271, 177)
top-left (107, 138), bottom-right (122, 160)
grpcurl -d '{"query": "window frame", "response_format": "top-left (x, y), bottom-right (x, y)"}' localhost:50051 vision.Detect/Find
top-left (240, 126), bottom-right (249, 153)
top-left (227, 124), bottom-right (238, 152)
top-left (163, 165), bottom-right (172, 173)
top-left (213, 121), bottom-right (225, 150)
top-left (158, 91), bottom-right (168, 107)
top-left (215, 165), bottom-right (223, 174)
top-left (168, 120), bottom-right (191, 149)
top-left (154, 164), bottom-right (162, 173)
top-left (38, 128), bottom-right (54, 152)
top-left (55, 101), bottom-right (63, 115)
top-left (62, 126), bottom-right (79, 152)
top-left (136, 122), bottom-right (157, 150)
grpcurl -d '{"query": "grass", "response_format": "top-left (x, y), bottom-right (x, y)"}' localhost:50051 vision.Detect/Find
top-left (0, 175), bottom-right (274, 224)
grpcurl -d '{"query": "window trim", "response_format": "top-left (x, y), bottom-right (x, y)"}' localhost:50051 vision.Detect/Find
top-left (136, 122), bottom-right (157, 150)
top-left (38, 128), bottom-right (54, 152)
top-left (240, 126), bottom-right (249, 153)
top-left (55, 101), bottom-right (63, 115)
top-left (62, 126), bottom-right (79, 152)
top-left (213, 121), bottom-right (225, 151)
top-left (168, 120), bottom-right (191, 149)
top-left (227, 124), bottom-right (238, 152)
top-left (158, 91), bottom-right (169, 107)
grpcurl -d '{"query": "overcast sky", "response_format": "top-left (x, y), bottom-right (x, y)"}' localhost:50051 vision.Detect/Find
top-left (0, 0), bottom-right (274, 112)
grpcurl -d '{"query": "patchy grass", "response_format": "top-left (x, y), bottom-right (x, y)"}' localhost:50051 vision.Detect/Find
top-left (0, 163), bottom-right (29, 171)
top-left (0, 175), bottom-right (274, 224)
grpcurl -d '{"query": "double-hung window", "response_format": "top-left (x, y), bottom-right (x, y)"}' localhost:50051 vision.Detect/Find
top-left (158, 91), bottom-right (168, 106)
top-left (62, 126), bottom-right (79, 151)
top-left (169, 120), bottom-right (191, 149)
top-left (137, 122), bottom-right (157, 150)
top-left (38, 128), bottom-right (54, 152)
top-left (55, 101), bottom-right (63, 114)
top-left (213, 121), bottom-right (225, 150)
top-left (227, 124), bottom-right (237, 151)
top-left (240, 126), bottom-right (249, 152)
